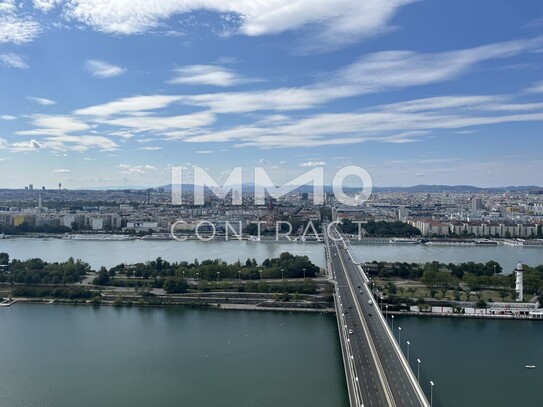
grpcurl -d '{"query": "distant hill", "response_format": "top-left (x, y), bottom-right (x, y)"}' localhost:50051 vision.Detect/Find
top-left (372, 185), bottom-right (541, 193)
top-left (160, 184), bottom-right (541, 194)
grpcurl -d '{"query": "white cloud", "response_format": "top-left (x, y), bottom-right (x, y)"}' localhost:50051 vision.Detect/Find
top-left (44, 135), bottom-right (118, 152)
top-left (181, 92), bottom-right (543, 148)
top-left (10, 139), bottom-right (45, 152)
top-left (0, 53), bottom-right (28, 69)
top-left (527, 81), bottom-right (543, 94)
top-left (300, 161), bottom-right (326, 167)
top-left (102, 111), bottom-right (215, 132)
top-left (116, 163), bottom-right (156, 175)
top-left (60, 0), bottom-right (412, 50)
top-left (74, 95), bottom-right (183, 117)
top-left (63, 37), bottom-right (543, 149)
top-left (53, 168), bottom-right (70, 173)
top-left (27, 96), bottom-right (56, 105)
top-left (139, 146), bottom-right (163, 151)
top-left (156, 38), bottom-right (543, 115)
top-left (167, 64), bottom-right (260, 87)
top-left (195, 150), bottom-right (213, 154)
top-left (1, 115), bottom-right (17, 120)
top-left (85, 59), bottom-right (126, 78)
top-left (336, 37), bottom-right (543, 92)
top-left (0, 1), bottom-right (41, 44)
top-left (17, 114), bottom-right (90, 136)
top-left (33, 0), bottom-right (62, 12)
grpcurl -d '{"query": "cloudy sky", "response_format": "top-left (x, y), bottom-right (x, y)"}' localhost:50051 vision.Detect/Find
top-left (0, 0), bottom-right (543, 189)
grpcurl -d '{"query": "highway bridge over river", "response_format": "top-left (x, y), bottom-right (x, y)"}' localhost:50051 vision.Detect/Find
top-left (326, 225), bottom-right (431, 407)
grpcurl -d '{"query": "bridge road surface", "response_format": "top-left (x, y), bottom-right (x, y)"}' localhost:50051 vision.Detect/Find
top-left (326, 226), bottom-right (430, 407)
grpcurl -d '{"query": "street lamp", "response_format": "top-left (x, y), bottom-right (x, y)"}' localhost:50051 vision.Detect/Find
top-left (417, 359), bottom-right (421, 383)
top-left (385, 305), bottom-right (389, 323)
top-left (391, 315), bottom-right (395, 332)
top-left (398, 326), bottom-right (402, 344)
top-left (406, 341), bottom-right (410, 363)
top-left (430, 381), bottom-right (434, 407)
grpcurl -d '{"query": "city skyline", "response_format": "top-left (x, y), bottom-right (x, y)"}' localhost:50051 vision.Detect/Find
top-left (1, 0), bottom-right (543, 189)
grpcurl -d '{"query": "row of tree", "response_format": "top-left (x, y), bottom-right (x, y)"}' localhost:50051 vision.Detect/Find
top-left (99, 252), bottom-right (319, 283)
top-left (370, 259), bottom-right (543, 297)
top-left (340, 219), bottom-right (421, 237)
top-left (0, 253), bottom-right (89, 285)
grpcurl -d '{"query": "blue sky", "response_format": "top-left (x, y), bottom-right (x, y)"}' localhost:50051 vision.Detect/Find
top-left (0, 0), bottom-right (543, 189)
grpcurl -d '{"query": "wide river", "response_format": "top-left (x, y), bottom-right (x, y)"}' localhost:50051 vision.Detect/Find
top-left (0, 305), bottom-right (348, 407)
top-left (0, 305), bottom-right (541, 407)
top-left (1, 238), bottom-right (542, 272)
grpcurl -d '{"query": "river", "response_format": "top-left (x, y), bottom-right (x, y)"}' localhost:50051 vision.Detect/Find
top-left (0, 304), bottom-right (348, 407)
top-left (1, 238), bottom-right (542, 272)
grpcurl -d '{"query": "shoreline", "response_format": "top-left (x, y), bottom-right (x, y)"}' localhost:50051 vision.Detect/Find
top-left (4, 298), bottom-right (541, 321)
top-left (1, 297), bottom-right (336, 314)
top-left (388, 310), bottom-right (543, 321)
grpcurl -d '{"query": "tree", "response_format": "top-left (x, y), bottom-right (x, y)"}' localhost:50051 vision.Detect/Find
top-left (93, 267), bottom-right (110, 285)
top-left (453, 289), bottom-right (461, 301)
top-left (476, 300), bottom-right (487, 309)
top-left (440, 287), bottom-right (448, 299)
top-left (0, 252), bottom-right (9, 265)
top-left (163, 277), bottom-right (188, 294)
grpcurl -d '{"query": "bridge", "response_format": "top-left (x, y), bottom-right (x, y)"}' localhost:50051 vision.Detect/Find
top-left (326, 225), bottom-right (431, 407)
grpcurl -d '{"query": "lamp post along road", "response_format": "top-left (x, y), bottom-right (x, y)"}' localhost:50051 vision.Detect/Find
top-left (398, 327), bottom-right (402, 344)
top-left (430, 381), bottom-right (434, 407)
top-left (407, 341), bottom-right (411, 364)
top-left (417, 359), bottom-right (421, 383)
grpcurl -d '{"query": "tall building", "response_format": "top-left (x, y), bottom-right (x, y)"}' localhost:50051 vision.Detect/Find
top-left (398, 207), bottom-right (409, 222)
top-left (471, 197), bottom-right (484, 211)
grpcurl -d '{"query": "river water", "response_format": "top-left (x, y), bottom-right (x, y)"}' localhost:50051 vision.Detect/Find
top-left (0, 304), bottom-right (348, 407)
top-left (1, 238), bottom-right (542, 272)
top-left (393, 315), bottom-right (543, 407)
